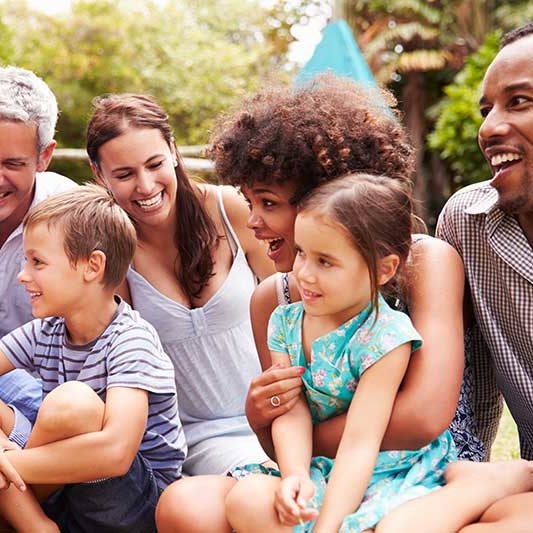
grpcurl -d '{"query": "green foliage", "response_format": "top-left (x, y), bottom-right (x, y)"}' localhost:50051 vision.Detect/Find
top-left (1, 0), bottom-right (291, 157)
top-left (0, 14), bottom-right (13, 64)
top-left (428, 32), bottom-right (500, 187)
top-left (492, 404), bottom-right (519, 461)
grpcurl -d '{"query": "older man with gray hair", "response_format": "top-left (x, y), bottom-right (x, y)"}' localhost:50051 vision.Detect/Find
top-left (0, 66), bottom-right (75, 442)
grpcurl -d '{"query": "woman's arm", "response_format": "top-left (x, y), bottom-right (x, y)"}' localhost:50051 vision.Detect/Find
top-left (312, 237), bottom-right (465, 455)
top-left (382, 237), bottom-right (464, 448)
top-left (314, 343), bottom-right (411, 533)
top-left (221, 186), bottom-right (275, 280)
top-left (247, 277), bottom-right (303, 458)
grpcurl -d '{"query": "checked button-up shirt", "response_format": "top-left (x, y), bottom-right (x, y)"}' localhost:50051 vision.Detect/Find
top-left (437, 180), bottom-right (533, 459)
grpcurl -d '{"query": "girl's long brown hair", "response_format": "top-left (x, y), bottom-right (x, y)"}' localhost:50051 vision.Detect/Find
top-left (86, 94), bottom-right (218, 300)
top-left (299, 173), bottom-right (414, 317)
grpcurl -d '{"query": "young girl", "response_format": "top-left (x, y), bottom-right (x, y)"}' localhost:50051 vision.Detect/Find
top-left (225, 173), bottom-right (457, 533)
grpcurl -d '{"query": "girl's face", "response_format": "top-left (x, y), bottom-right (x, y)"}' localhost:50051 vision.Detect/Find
top-left (293, 211), bottom-right (372, 327)
top-left (95, 127), bottom-right (177, 231)
top-left (240, 181), bottom-right (298, 272)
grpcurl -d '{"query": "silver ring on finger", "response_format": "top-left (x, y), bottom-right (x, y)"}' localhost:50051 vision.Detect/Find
top-left (270, 395), bottom-right (281, 408)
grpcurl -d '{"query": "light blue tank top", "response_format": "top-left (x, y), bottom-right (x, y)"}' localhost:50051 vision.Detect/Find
top-left (127, 187), bottom-right (260, 447)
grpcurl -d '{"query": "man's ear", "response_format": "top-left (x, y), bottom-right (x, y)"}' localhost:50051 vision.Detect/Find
top-left (84, 250), bottom-right (106, 283)
top-left (377, 254), bottom-right (400, 286)
top-left (36, 140), bottom-right (56, 172)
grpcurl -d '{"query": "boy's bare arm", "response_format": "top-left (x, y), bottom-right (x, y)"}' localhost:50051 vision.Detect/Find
top-left (0, 349), bottom-right (16, 377)
top-left (0, 386), bottom-right (148, 485)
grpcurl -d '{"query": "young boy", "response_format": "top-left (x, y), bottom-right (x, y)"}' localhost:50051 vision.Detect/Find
top-left (0, 184), bottom-right (186, 532)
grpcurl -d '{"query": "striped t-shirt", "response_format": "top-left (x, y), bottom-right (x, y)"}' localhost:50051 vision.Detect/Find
top-left (0, 298), bottom-right (187, 490)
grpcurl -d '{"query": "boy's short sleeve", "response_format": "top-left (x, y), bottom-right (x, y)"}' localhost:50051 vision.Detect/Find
top-left (267, 305), bottom-right (289, 354)
top-left (348, 308), bottom-right (422, 375)
top-left (0, 320), bottom-right (41, 373)
top-left (106, 325), bottom-right (176, 394)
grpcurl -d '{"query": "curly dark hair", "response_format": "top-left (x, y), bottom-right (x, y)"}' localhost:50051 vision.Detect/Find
top-left (210, 74), bottom-right (414, 202)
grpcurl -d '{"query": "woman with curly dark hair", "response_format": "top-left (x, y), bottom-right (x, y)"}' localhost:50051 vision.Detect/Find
top-left (156, 75), bottom-right (466, 532)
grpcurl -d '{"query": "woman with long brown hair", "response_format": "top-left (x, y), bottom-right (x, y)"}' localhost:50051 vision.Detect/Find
top-left (86, 94), bottom-right (274, 477)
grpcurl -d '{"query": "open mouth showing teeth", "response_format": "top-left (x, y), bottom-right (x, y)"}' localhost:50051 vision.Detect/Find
top-left (302, 288), bottom-right (321, 298)
top-left (136, 191), bottom-right (163, 208)
top-left (491, 152), bottom-right (521, 172)
top-left (266, 238), bottom-right (284, 252)
top-left (29, 291), bottom-right (42, 299)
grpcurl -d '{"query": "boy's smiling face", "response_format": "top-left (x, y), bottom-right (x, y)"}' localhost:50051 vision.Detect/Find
top-left (18, 222), bottom-right (87, 318)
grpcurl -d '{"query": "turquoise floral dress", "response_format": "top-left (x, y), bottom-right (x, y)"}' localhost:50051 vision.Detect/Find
top-left (232, 295), bottom-right (457, 532)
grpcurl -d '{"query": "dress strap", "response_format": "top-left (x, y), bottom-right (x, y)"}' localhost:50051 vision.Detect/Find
top-left (275, 272), bottom-right (292, 305)
top-left (216, 186), bottom-right (239, 258)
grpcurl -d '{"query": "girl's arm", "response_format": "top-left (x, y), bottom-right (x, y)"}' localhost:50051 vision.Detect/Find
top-left (270, 350), bottom-right (312, 475)
top-left (313, 343), bottom-right (411, 533)
top-left (221, 186), bottom-right (276, 280)
top-left (313, 237), bottom-right (464, 455)
top-left (270, 350), bottom-right (317, 525)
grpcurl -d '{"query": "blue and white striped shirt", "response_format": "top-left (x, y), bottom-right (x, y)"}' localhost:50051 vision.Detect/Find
top-left (0, 299), bottom-right (187, 489)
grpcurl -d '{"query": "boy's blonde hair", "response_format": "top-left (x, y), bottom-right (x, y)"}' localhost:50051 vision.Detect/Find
top-left (24, 184), bottom-right (136, 288)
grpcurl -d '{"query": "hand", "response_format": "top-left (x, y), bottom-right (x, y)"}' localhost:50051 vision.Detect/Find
top-left (245, 364), bottom-right (304, 431)
top-left (0, 442), bottom-right (25, 492)
top-left (275, 475), bottom-right (318, 526)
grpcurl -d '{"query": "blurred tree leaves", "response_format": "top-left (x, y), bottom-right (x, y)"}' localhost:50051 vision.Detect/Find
top-left (0, 0), bottom-right (291, 151)
top-left (428, 32), bottom-right (500, 188)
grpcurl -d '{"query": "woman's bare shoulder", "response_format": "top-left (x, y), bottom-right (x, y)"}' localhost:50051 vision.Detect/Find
top-left (251, 273), bottom-right (279, 315)
top-left (409, 234), bottom-right (462, 269)
top-left (406, 234), bottom-right (464, 302)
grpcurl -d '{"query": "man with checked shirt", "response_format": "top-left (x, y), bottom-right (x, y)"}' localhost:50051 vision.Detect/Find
top-left (437, 22), bottom-right (533, 462)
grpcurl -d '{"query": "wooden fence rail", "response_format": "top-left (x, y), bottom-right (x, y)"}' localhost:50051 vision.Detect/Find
top-left (53, 147), bottom-right (214, 175)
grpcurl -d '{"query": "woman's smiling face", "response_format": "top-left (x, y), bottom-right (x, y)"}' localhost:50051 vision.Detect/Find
top-left (96, 127), bottom-right (177, 231)
top-left (240, 181), bottom-right (298, 272)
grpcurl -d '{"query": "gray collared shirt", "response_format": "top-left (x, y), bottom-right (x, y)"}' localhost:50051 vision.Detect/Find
top-left (0, 172), bottom-right (76, 337)
top-left (437, 180), bottom-right (533, 459)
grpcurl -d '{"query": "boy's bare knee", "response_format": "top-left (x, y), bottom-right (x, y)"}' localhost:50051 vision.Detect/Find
top-left (36, 381), bottom-right (104, 435)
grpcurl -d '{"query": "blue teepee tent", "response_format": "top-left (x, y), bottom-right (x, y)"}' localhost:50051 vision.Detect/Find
top-left (296, 19), bottom-right (377, 88)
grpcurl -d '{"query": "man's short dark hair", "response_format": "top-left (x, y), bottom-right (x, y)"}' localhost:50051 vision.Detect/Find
top-left (501, 22), bottom-right (533, 48)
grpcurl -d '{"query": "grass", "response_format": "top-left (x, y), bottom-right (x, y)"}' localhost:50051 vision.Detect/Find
top-left (491, 403), bottom-right (520, 460)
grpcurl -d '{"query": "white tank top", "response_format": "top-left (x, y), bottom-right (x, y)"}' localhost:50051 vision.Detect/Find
top-left (127, 187), bottom-right (260, 447)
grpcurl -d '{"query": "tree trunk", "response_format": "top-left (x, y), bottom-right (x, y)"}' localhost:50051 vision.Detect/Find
top-left (401, 71), bottom-right (429, 224)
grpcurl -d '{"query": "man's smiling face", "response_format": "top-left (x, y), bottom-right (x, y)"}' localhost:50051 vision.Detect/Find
top-left (478, 34), bottom-right (533, 214)
top-left (0, 121), bottom-right (44, 232)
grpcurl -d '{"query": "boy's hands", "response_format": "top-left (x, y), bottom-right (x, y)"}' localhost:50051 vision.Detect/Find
top-left (275, 475), bottom-right (318, 526)
top-left (0, 441), bottom-right (25, 491)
